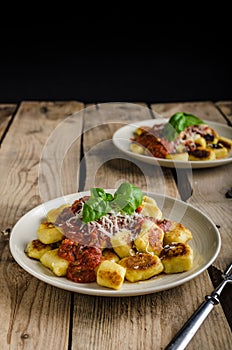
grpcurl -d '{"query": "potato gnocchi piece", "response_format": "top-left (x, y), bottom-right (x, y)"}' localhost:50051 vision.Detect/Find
top-left (217, 135), bottom-right (232, 149)
top-left (40, 248), bottom-right (69, 276)
top-left (102, 249), bottom-right (120, 263)
top-left (188, 147), bottom-right (216, 161)
top-left (37, 222), bottom-right (64, 244)
top-left (163, 221), bottom-right (192, 246)
top-left (207, 144), bottom-right (228, 159)
top-left (130, 120), bottom-right (231, 162)
top-left (160, 243), bottom-right (193, 274)
top-left (25, 239), bottom-right (53, 260)
top-left (194, 135), bottom-right (207, 148)
top-left (25, 189), bottom-right (196, 290)
top-left (46, 204), bottom-right (70, 223)
top-left (97, 260), bottom-right (126, 290)
top-left (203, 125), bottom-right (219, 142)
top-left (165, 153), bottom-right (189, 161)
top-left (134, 126), bottom-right (150, 136)
top-left (110, 229), bottom-right (134, 258)
top-left (140, 195), bottom-right (162, 220)
top-left (119, 253), bottom-right (163, 282)
top-left (134, 220), bottom-right (164, 256)
top-left (129, 142), bottom-right (145, 155)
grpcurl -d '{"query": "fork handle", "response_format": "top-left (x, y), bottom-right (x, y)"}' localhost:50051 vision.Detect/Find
top-left (165, 297), bottom-right (218, 350)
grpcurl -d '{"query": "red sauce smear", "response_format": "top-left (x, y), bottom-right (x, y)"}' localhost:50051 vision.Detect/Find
top-left (58, 239), bottom-right (102, 283)
top-left (55, 197), bottom-right (171, 284)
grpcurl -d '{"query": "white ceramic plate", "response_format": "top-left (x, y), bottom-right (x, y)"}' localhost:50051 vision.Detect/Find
top-left (10, 191), bottom-right (221, 297)
top-left (112, 119), bottom-right (232, 168)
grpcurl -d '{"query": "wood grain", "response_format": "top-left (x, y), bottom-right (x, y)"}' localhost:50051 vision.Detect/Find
top-left (71, 271), bottom-right (232, 350)
top-left (82, 102), bottom-right (179, 198)
top-left (216, 101), bottom-right (232, 125)
top-left (152, 101), bottom-right (232, 332)
top-left (151, 100), bottom-right (228, 123)
top-left (0, 101), bottom-right (83, 231)
top-left (70, 101), bottom-right (232, 350)
top-left (0, 101), bottom-right (83, 350)
top-left (0, 104), bottom-right (17, 141)
top-left (1, 101), bottom-right (231, 350)
top-left (151, 101), bottom-right (232, 265)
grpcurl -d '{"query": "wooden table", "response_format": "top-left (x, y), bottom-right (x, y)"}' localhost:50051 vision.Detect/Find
top-left (0, 100), bottom-right (231, 350)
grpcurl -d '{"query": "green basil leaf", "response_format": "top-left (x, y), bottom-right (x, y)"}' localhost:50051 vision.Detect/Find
top-left (181, 113), bottom-right (204, 129)
top-left (163, 112), bottom-right (204, 141)
top-left (113, 182), bottom-right (143, 214)
top-left (91, 188), bottom-right (107, 200)
top-left (105, 192), bottom-right (114, 201)
top-left (91, 188), bottom-right (113, 202)
top-left (162, 123), bottom-right (178, 141)
top-left (82, 182), bottom-right (143, 223)
top-left (82, 197), bottom-right (112, 223)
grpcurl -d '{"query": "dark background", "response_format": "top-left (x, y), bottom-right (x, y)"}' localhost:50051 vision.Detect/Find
top-left (0, 16), bottom-right (231, 104)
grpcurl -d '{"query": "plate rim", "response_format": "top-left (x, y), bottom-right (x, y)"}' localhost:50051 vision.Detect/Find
top-left (9, 190), bottom-right (221, 297)
top-left (112, 118), bottom-right (232, 169)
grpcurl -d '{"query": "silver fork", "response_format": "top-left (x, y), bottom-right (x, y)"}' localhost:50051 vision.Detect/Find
top-left (165, 262), bottom-right (232, 350)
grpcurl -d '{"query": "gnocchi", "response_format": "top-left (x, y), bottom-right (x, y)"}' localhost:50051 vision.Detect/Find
top-left (25, 192), bottom-right (194, 290)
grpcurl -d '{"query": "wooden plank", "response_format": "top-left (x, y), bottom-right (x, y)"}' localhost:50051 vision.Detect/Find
top-left (72, 274), bottom-right (231, 350)
top-left (0, 100), bottom-right (83, 232)
top-left (81, 102), bottom-right (179, 198)
top-left (71, 102), bottom-right (231, 350)
top-left (0, 101), bottom-right (84, 350)
top-left (151, 101), bottom-right (232, 332)
top-left (2, 100), bottom-right (229, 350)
top-left (38, 104), bottom-right (84, 199)
top-left (210, 100), bottom-right (232, 328)
top-left (0, 263), bottom-right (71, 349)
top-left (151, 101), bottom-right (232, 268)
top-left (0, 104), bottom-right (17, 141)
top-left (215, 100), bottom-right (232, 124)
top-left (151, 100), bottom-right (228, 123)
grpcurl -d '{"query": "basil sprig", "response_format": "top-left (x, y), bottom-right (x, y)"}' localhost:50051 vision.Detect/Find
top-left (113, 182), bottom-right (143, 215)
top-left (163, 112), bottom-right (204, 141)
top-left (82, 182), bottom-right (143, 223)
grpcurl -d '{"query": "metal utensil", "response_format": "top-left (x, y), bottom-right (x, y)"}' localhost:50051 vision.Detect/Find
top-left (165, 262), bottom-right (232, 350)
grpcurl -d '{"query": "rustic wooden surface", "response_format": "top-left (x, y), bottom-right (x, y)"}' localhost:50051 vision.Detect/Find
top-left (0, 104), bottom-right (17, 141)
top-left (0, 100), bottom-right (231, 350)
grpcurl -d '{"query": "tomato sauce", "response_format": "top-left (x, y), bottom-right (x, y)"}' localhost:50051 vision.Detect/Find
top-left (58, 240), bottom-right (102, 283)
top-left (66, 246), bottom-right (102, 283)
top-left (55, 197), bottom-right (169, 284)
top-left (131, 125), bottom-right (175, 158)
